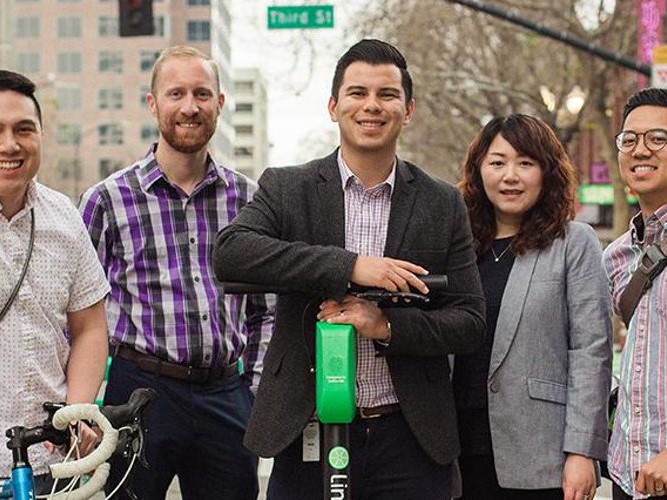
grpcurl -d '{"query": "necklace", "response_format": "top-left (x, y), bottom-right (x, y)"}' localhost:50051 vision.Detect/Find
top-left (491, 239), bottom-right (513, 262)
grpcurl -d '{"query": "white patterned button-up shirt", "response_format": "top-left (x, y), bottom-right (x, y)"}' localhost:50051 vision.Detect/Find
top-left (0, 182), bottom-right (109, 476)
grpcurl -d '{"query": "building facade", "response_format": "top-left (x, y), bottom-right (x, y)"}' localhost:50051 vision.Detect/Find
top-left (1, 0), bottom-right (233, 200)
top-left (232, 67), bottom-right (268, 180)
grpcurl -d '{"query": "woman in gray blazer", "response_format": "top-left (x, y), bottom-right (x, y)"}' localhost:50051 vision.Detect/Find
top-left (453, 114), bottom-right (613, 500)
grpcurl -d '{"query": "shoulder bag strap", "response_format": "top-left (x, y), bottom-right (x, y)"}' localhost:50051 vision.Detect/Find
top-left (0, 208), bottom-right (35, 322)
top-left (618, 237), bottom-right (667, 328)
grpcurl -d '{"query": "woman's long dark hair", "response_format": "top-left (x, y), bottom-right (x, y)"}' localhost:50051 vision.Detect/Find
top-left (459, 114), bottom-right (577, 256)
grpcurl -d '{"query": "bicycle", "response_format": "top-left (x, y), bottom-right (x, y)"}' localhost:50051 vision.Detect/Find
top-left (1, 387), bottom-right (156, 500)
top-left (222, 274), bottom-right (448, 500)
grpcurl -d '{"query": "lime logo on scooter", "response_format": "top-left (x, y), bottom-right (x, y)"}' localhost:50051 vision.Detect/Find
top-left (328, 446), bottom-right (349, 470)
top-left (328, 445), bottom-right (350, 498)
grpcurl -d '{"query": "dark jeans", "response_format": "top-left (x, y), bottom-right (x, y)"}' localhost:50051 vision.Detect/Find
top-left (104, 355), bottom-right (257, 500)
top-left (459, 454), bottom-right (562, 500)
top-left (267, 412), bottom-right (453, 500)
top-left (613, 481), bottom-right (667, 499)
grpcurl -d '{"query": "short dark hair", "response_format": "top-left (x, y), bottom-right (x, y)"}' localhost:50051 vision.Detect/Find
top-left (459, 114), bottom-right (576, 256)
top-left (622, 87), bottom-right (667, 125)
top-left (331, 39), bottom-right (413, 103)
top-left (0, 70), bottom-right (42, 125)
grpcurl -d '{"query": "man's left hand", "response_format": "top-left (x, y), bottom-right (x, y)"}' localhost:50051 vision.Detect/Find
top-left (636, 449), bottom-right (667, 496)
top-left (317, 295), bottom-right (390, 341)
top-left (562, 453), bottom-right (596, 500)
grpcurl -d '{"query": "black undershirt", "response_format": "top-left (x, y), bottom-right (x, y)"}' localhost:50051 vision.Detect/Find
top-left (452, 236), bottom-right (515, 455)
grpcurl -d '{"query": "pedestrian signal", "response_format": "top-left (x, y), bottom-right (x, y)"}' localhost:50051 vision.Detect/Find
top-left (119, 0), bottom-right (154, 37)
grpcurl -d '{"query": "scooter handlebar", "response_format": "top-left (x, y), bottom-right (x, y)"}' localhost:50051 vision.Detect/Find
top-left (222, 274), bottom-right (448, 297)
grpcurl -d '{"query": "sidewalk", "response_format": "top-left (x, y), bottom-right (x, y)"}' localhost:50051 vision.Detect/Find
top-left (159, 460), bottom-right (615, 499)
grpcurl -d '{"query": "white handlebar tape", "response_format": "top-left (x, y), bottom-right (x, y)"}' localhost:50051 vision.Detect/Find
top-left (47, 463), bottom-right (110, 500)
top-left (49, 403), bottom-right (119, 478)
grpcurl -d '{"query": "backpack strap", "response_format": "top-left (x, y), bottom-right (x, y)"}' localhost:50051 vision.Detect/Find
top-left (618, 237), bottom-right (667, 328)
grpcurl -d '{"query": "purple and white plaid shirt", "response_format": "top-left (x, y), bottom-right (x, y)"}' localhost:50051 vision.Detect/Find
top-left (338, 151), bottom-right (399, 408)
top-left (79, 145), bottom-right (275, 390)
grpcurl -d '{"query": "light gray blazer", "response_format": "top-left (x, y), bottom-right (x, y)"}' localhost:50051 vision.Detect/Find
top-left (487, 221), bottom-right (612, 489)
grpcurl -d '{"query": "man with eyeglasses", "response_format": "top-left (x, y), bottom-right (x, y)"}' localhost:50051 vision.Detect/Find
top-left (604, 87), bottom-right (667, 499)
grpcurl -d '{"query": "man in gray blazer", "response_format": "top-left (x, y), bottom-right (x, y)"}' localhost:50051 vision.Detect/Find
top-left (214, 39), bottom-right (485, 499)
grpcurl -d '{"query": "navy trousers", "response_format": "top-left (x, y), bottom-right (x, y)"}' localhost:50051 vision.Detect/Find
top-left (267, 412), bottom-right (453, 500)
top-left (104, 356), bottom-right (258, 500)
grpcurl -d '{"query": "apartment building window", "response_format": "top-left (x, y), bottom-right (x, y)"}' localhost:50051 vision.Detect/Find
top-left (98, 16), bottom-right (118, 37)
top-left (56, 86), bottom-right (82, 110)
top-left (139, 85), bottom-right (150, 108)
top-left (154, 16), bottom-right (168, 37)
top-left (57, 52), bottom-right (82, 73)
top-left (235, 125), bottom-right (253, 136)
top-left (141, 124), bottom-right (159, 142)
top-left (140, 51), bottom-right (160, 71)
top-left (16, 53), bottom-right (40, 74)
top-left (57, 17), bottom-right (82, 37)
top-left (234, 147), bottom-right (254, 158)
top-left (187, 21), bottom-right (210, 41)
top-left (235, 103), bottom-right (253, 113)
top-left (235, 81), bottom-right (254, 93)
top-left (57, 123), bottom-right (82, 145)
top-left (98, 159), bottom-right (124, 179)
top-left (98, 123), bottom-right (124, 145)
top-left (98, 87), bottom-right (123, 109)
top-left (188, 0), bottom-right (210, 4)
top-left (57, 157), bottom-right (81, 181)
top-left (16, 17), bottom-right (40, 38)
top-left (99, 51), bottom-right (123, 73)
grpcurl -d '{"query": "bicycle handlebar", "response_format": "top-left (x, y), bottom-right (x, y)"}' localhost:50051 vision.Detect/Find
top-left (5, 388), bottom-right (156, 500)
top-left (50, 388), bottom-right (155, 499)
top-left (99, 386), bottom-right (156, 430)
top-left (50, 404), bottom-right (119, 479)
top-left (222, 274), bottom-right (448, 298)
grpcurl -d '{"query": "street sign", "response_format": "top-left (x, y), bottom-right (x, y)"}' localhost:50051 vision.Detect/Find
top-left (267, 5), bottom-right (334, 30)
top-left (578, 184), bottom-right (638, 205)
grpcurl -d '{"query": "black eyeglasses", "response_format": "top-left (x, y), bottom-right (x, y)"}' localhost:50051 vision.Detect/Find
top-left (615, 128), bottom-right (667, 153)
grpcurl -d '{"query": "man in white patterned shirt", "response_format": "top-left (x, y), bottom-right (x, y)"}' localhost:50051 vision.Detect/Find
top-left (0, 70), bottom-right (109, 491)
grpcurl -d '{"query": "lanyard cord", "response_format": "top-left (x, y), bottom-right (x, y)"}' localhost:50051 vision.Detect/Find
top-left (0, 208), bottom-right (35, 322)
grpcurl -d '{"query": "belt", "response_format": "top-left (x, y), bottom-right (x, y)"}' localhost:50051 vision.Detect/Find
top-left (356, 403), bottom-right (401, 420)
top-left (115, 345), bottom-right (237, 384)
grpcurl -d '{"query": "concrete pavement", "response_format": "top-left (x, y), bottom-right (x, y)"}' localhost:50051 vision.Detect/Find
top-left (165, 459), bottom-right (612, 499)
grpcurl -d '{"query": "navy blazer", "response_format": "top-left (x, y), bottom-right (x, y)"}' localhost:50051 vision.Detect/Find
top-left (213, 150), bottom-right (486, 465)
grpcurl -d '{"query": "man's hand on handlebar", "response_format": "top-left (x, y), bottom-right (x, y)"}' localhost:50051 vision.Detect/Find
top-left (318, 296), bottom-right (391, 341)
top-left (350, 256), bottom-right (429, 295)
top-left (44, 421), bottom-right (100, 457)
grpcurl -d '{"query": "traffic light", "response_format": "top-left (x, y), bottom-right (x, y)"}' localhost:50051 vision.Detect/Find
top-left (119, 0), bottom-right (154, 37)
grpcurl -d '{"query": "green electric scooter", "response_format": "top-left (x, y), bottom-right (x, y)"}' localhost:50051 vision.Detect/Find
top-left (223, 275), bottom-right (447, 500)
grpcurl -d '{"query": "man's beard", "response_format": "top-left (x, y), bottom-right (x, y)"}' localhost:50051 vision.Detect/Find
top-left (159, 115), bottom-right (216, 154)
